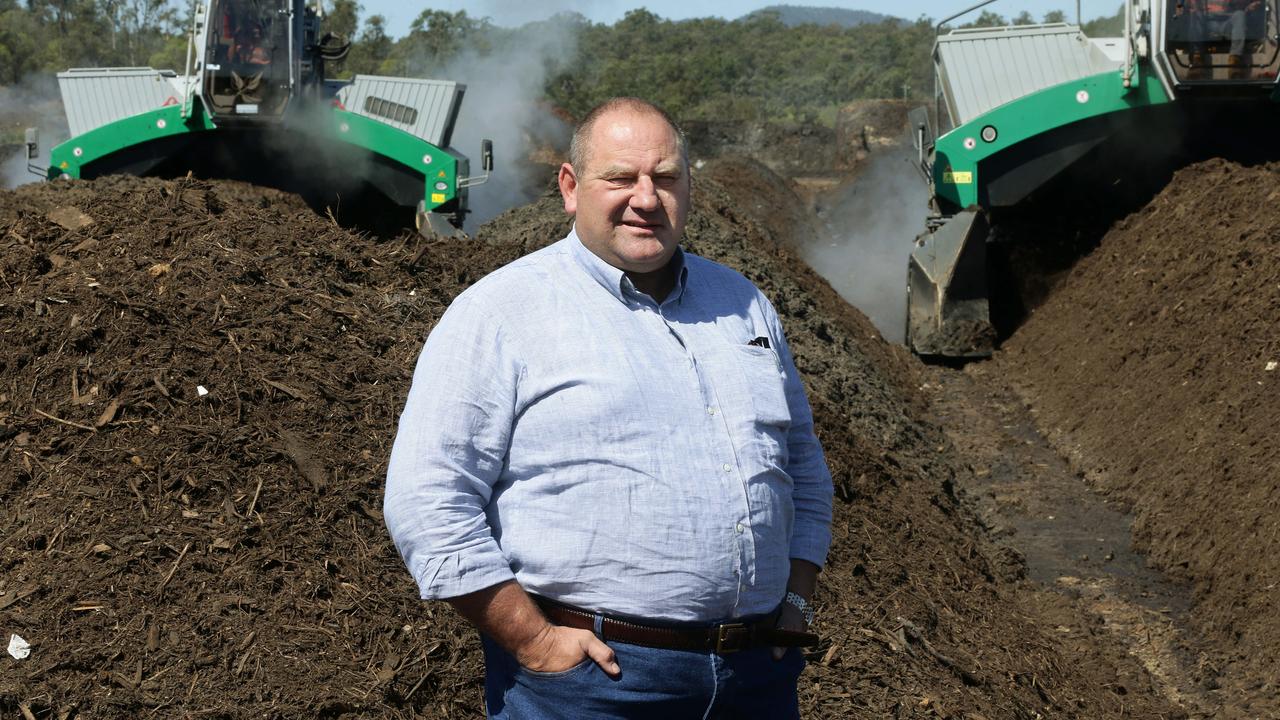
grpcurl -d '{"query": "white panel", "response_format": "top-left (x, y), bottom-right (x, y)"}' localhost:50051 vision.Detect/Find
top-left (936, 24), bottom-right (1123, 126)
top-left (58, 68), bottom-right (178, 137)
top-left (336, 76), bottom-right (464, 147)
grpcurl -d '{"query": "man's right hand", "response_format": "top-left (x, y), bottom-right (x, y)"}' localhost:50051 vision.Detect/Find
top-left (446, 580), bottom-right (621, 678)
top-left (516, 624), bottom-right (620, 676)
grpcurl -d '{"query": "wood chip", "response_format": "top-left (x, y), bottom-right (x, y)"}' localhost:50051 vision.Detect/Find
top-left (0, 584), bottom-right (38, 611)
top-left (34, 408), bottom-right (96, 432)
top-left (234, 649), bottom-right (253, 676)
top-left (95, 398), bottom-right (121, 427)
top-left (214, 594), bottom-right (260, 611)
top-left (47, 206), bottom-right (95, 230)
top-left (155, 542), bottom-right (191, 596)
top-left (262, 378), bottom-right (308, 400)
top-left (821, 642), bottom-right (841, 666)
top-left (73, 383), bottom-right (100, 405)
top-left (280, 430), bottom-right (326, 492)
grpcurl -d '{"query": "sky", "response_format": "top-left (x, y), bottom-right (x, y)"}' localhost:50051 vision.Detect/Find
top-left (361, 0), bottom-right (1124, 38)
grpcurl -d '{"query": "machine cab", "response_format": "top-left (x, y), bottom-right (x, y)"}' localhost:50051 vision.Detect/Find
top-left (202, 0), bottom-right (293, 119)
top-left (1156, 0), bottom-right (1280, 84)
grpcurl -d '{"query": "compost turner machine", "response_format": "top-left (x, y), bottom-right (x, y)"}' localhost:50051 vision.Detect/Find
top-left (907, 0), bottom-right (1280, 356)
top-left (25, 0), bottom-right (491, 237)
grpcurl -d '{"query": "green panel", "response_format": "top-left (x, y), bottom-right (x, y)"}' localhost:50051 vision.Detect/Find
top-left (47, 99), bottom-right (456, 214)
top-left (326, 109), bottom-right (456, 212)
top-left (48, 102), bottom-right (217, 180)
top-left (932, 67), bottom-right (1173, 209)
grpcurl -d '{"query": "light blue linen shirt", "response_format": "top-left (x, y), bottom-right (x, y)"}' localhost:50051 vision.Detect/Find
top-left (384, 229), bottom-right (833, 623)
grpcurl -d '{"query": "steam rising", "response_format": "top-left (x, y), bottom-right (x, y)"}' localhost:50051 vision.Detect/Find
top-left (801, 137), bottom-right (926, 344)
top-left (432, 20), bottom-right (576, 230)
top-left (1, 77), bottom-right (67, 190)
top-left (466, 0), bottom-right (620, 28)
top-left (1, 21), bottom-right (576, 234)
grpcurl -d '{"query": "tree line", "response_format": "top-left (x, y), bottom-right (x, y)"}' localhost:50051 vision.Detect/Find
top-left (0, 0), bottom-right (185, 84)
top-left (330, 3), bottom-right (1111, 124)
top-left (1, 0), bottom-right (1120, 124)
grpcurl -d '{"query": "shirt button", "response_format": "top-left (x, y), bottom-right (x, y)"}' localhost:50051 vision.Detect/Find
top-left (735, 522), bottom-right (745, 534)
top-left (706, 406), bottom-right (717, 416)
top-left (722, 463), bottom-right (732, 473)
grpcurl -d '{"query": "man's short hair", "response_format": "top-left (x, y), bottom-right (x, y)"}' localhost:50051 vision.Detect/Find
top-left (568, 97), bottom-right (689, 172)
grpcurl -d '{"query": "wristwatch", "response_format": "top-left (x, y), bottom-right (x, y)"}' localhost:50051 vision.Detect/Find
top-left (784, 591), bottom-right (815, 626)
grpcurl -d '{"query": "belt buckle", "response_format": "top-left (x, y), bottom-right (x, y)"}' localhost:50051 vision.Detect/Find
top-left (714, 622), bottom-right (749, 654)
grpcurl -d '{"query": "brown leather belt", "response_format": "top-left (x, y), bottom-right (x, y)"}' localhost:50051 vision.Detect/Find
top-left (533, 596), bottom-right (819, 654)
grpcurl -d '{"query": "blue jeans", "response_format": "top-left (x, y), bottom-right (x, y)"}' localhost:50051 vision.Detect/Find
top-left (481, 635), bottom-right (805, 719)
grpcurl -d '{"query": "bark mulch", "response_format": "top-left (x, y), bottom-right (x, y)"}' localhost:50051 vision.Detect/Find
top-left (0, 165), bottom-right (1175, 718)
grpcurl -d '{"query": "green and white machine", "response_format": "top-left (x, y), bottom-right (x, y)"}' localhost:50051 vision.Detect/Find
top-left (908, 0), bottom-right (1280, 356)
top-left (28, 0), bottom-right (491, 236)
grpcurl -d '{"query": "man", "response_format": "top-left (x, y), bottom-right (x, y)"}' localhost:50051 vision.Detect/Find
top-left (233, 25), bottom-right (272, 66)
top-left (384, 97), bottom-right (834, 718)
top-left (228, 25), bottom-right (270, 104)
top-left (1175, 0), bottom-right (1263, 78)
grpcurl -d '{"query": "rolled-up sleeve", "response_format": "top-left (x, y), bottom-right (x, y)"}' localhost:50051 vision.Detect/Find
top-left (384, 291), bottom-right (523, 599)
top-left (765, 300), bottom-right (834, 569)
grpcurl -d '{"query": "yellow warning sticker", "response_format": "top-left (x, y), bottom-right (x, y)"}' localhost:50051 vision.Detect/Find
top-left (431, 193), bottom-right (446, 203)
top-left (437, 170), bottom-right (446, 177)
top-left (942, 171), bottom-right (973, 184)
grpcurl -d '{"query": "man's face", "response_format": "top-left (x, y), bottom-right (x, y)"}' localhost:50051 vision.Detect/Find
top-left (558, 109), bottom-right (690, 274)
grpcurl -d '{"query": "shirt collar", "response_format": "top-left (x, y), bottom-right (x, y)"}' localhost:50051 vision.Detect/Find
top-left (567, 226), bottom-right (689, 306)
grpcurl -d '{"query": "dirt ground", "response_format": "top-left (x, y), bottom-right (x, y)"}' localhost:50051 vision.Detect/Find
top-left (924, 362), bottom-right (1224, 717)
top-left (0, 155), bottom-right (1183, 719)
top-left (997, 158), bottom-right (1280, 718)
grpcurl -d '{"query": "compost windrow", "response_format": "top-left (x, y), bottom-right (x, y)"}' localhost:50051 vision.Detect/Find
top-left (998, 158), bottom-right (1280, 719)
top-left (0, 166), bottom-right (1175, 718)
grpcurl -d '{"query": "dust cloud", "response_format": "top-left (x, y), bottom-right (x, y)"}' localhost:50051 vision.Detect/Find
top-left (802, 138), bottom-right (926, 344)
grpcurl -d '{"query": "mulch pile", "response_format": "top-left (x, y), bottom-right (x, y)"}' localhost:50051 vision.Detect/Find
top-left (1, 161), bottom-right (1175, 717)
top-left (999, 158), bottom-right (1280, 717)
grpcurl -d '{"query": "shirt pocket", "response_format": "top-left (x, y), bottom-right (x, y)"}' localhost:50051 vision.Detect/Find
top-left (730, 345), bottom-right (792, 472)
top-left (732, 345), bottom-right (790, 429)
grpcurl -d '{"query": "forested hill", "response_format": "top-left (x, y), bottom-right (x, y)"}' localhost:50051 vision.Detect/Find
top-left (744, 5), bottom-right (903, 27)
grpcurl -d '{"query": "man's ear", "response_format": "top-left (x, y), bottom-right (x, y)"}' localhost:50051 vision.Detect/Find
top-left (558, 163), bottom-right (578, 215)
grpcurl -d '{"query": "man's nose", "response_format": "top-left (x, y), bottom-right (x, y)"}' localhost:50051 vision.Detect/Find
top-left (630, 176), bottom-right (659, 211)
